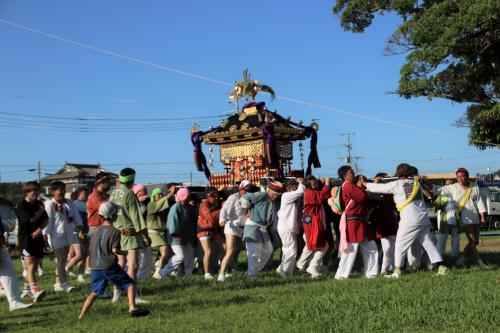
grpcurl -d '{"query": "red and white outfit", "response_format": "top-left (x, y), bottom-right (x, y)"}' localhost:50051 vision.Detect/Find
top-left (335, 181), bottom-right (379, 280)
top-left (296, 184), bottom-right (330, 277)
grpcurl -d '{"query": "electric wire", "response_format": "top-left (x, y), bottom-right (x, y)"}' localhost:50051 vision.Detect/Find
top-left (1, 19), bottom-right (498, 147)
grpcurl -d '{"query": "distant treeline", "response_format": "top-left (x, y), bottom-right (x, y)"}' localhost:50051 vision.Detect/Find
top-left (0, 182), bottom-right (23, 203)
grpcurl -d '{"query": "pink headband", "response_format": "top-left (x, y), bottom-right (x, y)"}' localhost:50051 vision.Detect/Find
top-left (132, 184), bottom-right (146, 195)
top-left (176, 188), bottom-right (190, 202)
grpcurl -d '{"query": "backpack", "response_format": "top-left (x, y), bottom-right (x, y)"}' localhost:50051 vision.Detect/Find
top-left (327, 186), bottom-right (343, 215)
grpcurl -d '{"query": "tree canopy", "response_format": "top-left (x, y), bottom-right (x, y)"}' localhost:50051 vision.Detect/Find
top-left (333, 0), bottom-right (500, 149)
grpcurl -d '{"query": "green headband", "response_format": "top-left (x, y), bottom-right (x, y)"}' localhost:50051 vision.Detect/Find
top-left (150, 188), bottom-right (163, 202)
top-left (119, 174), bottom-right (135, 183)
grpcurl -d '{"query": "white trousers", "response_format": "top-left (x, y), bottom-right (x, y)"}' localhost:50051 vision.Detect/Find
top-left (160, 244), bottom-right (195, 277)
top-left (437, 227), bottom-right (460, 258)
top-left (246, 240), bottom-right (273, 278)
top-left (395, 223), bottom-right (442, 268)
top-left (137, 246), bottom-right (152, 281)
top-left (296, 242), bottom-right (329, 276)
top-left (380, 235), bottom-right (396, 273)
top-left (276, 228), bottom-right (298, 276)
top-left (335, 241), bottom-right (379, 279)
top-left (0, 249), bottom-right (21, 306)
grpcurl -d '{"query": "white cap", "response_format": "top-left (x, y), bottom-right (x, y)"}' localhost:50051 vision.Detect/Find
top-left (239, 180), bottom-right (252, 189)
top-left (99, 201), bottom-right (119, 219)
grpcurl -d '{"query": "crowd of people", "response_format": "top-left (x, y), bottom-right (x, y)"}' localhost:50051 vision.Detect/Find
top-left (0, 163), bottom-right (488, 317)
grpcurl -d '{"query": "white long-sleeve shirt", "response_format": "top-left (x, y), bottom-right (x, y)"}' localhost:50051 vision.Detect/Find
top-left (219, 192), bottom-right (246, 228)
top-left (277, 183), bottom-right (305, 233)
top-left (439, 183), bottom-right (486, 225)
top-left (366, 179), bottom-right (430, 226)
top-left (43, 199), bottom-right (82, 250)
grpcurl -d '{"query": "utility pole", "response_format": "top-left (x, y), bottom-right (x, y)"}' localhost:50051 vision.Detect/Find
top-left (339, 133), bottom-right (362, 173)
top-left (37, 161), bottom-right (41, 183)
top-left (341, 132), bottom-right (354, 165)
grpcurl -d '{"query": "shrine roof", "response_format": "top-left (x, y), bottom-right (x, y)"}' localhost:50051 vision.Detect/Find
top-left (202, 106), bottom-right (307, 145)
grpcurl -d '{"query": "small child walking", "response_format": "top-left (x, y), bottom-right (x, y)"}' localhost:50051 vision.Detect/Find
top-left (79, 202), bottom-right (150, 319)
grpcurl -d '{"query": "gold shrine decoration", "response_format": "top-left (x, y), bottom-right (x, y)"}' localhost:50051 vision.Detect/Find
top-left (218, 140), bottom-right (294, 162)
top-left (219, 140), bottom-right (264, 161)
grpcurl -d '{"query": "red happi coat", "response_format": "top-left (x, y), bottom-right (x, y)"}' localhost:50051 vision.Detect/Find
top-left (197, 199), bottom-right (221, 238)
top-left (302, 185), bottom-right (331, 251)
top-left (342, 181), bottom-right (373, 243)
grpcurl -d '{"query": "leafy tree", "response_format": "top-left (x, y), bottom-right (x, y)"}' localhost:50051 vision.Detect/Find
top-left (332, 0), bottom-right (500, 149)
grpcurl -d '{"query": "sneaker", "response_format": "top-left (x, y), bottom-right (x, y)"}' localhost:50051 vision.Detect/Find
top-left (135, 297), bottom-right (150, 305)
top-left (385, 272), bottom-right (400, 279)
top-left (129, 308), bottom-right (150, 317)
top-left (63, 282), bottom-right (75, 292)
top-left (53, 283), bottom-right (65, 292)
top-left (154, 260), bottom-right (160, 269)
top-left (217, 274), bottom-right (225, 282)
top-left (204, 273), bottom-right (214, 280)
top-left (385, 268), bottom-right (401, 279)
top-left (455, 256), bottom-right (465, 267)
top-left (31, 290), bottom-right (46, 303)
top-left (84, 267), bottom-right (92, 276)
top-left (152, 271), bottom-right (162, 280)
top-left (436, 265), bottom-right (449, 276)
top-left (477, 260), bottom-right (487, 269)
top-left (77, 275), bottom-right (85, 283)
top-left (9, 300), bottom-right (33, 312)
top-left (21, 287), bottom-right (32, 299)
top-left (37, 268), bottom-right (45, 277)
top-left (112, 291), bottom-right (121, 303)
top-left (306, 267), bottom-right (321, 279)
top-left (224, 272), bottom-right (232, 278)
top-left (380, 270), bottom-right (388, 276)
top-left (276, 268), bottom-right (288, 278)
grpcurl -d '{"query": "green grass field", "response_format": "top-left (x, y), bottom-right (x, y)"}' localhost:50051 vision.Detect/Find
top-left (1, 237), bottom-right (499, 333)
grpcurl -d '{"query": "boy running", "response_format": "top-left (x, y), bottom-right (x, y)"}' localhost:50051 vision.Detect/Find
top-left (79, 202), bottom-right (149, 318)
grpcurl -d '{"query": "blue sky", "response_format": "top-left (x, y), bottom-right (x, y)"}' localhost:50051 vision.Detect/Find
top-left (0, 1), bottom-right (498, 184)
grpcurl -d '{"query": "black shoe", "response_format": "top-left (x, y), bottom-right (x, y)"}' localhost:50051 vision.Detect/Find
top-left (129, 308), bottom-right (150, 317)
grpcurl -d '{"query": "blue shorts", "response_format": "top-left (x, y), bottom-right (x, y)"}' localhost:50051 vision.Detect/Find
top-left (90, 265), bottom-right (134, 296)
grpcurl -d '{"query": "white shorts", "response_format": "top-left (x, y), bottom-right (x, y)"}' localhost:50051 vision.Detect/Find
top-left (224, 222), bottom-right (243, 238)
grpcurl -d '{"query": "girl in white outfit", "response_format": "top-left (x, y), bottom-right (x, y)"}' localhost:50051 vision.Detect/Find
top-left (217, 180), bottom-right (252, 282)
top-left (43, 181), bottom-right (83, 292)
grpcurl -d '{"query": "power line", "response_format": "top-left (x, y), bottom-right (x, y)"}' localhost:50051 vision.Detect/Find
top-left (362, 152), bottom-right (500, 163)
top-left (1, 19), bottom-right (499, 147)
top-left (0, 111), bottom-right (224, 122)
top-left (0, 116), bottom-right (214, 129)
top-left (0, 122), bottom-right (204, 133)
top-left (0, 93), bottom-right (223, 107)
